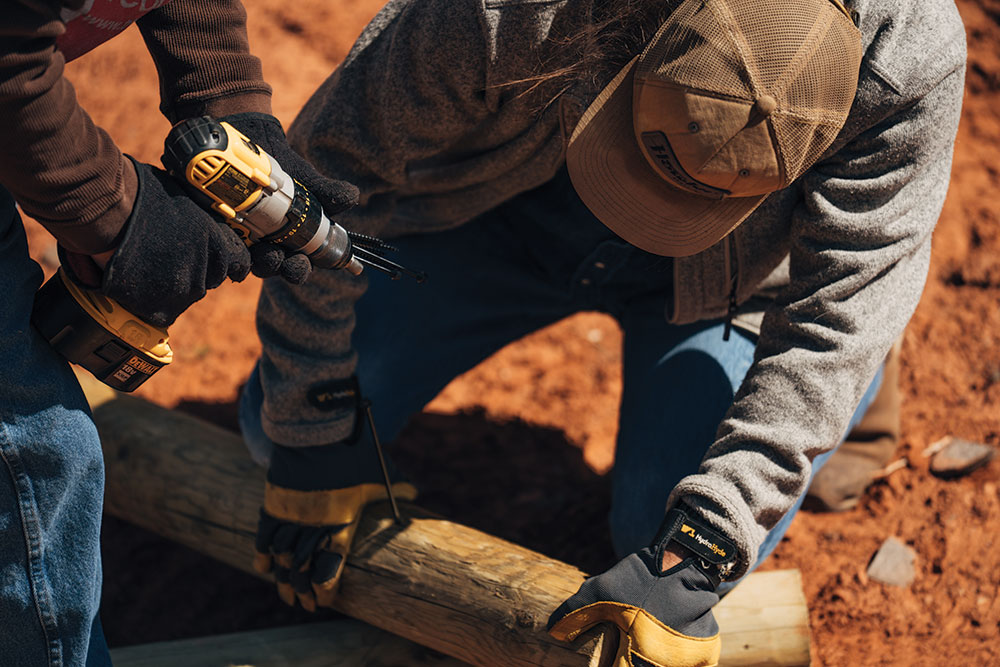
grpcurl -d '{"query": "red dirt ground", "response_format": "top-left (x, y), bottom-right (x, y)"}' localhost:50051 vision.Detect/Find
top-left (21, 0), bottom-right (1000, 664)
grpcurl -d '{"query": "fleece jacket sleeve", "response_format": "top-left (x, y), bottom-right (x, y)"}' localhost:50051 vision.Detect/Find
top-left (668, 63), bottom-right (967, 580)
top-left (255, 0), bottom-right (493, 446)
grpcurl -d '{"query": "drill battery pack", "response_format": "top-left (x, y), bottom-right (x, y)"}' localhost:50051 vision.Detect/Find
top-left (32, 269), bottom-right (173, 392)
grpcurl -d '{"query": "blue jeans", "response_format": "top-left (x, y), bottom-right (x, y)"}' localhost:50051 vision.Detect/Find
top-left (243, 167), bottom-right (880, 588)
top-left (0, 188), bottom-right (112, 666)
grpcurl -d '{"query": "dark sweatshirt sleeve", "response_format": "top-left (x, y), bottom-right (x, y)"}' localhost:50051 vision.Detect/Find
top-left (137, 0), bottom-right (272, 123)
top-left (0, 2), bottom-right (136, 254)
top-left (0, 0), bottom-right (272, 255)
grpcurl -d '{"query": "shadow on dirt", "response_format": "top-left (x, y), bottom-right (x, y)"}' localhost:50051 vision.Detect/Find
top-left (393, 408), bottom-right (616, 574)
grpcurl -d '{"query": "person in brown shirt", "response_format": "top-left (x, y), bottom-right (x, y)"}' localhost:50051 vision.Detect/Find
top-left (0, 2), bottom-right (357, 664)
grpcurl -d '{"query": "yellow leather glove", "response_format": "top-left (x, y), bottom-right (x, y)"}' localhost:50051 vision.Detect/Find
top-left (548, 507), bottom-right (737, 667)
top-left (245, 373), bottom-right (416, 611)
top-left (254, 465), bottom-right (416, 610)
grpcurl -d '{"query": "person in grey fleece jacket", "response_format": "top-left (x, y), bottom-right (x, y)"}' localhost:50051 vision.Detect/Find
top-left (240, 0), bottom-right (965, 661)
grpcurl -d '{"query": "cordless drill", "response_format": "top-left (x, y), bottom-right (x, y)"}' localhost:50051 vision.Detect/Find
top-left (32, 117), bottom-right (419, 392)
top-left (162, 117), bottom-right (365, 274)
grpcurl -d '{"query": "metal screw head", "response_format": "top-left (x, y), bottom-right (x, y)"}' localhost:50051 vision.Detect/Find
top-left (739, 168), bottom-right (750, 177)
top-left (687, 122), bottom-right (700, 133)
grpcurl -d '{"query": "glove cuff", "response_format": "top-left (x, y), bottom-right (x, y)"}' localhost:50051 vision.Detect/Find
top-left (100, 155), bottom-right (146, 294)
top-left (266, 384), bottom-right (409, 493)
top-left (100, 156), bottom-right (177, 328)
top-left (266, 440), bottom-right (368, 491)
top-left (263, 480), bottom-right (417, 525)
top-left (219, 112), bottom-right (286, 149)
top-left (654, 505), bottom-right (738, 583)
top-left (305, 375), bottom-right (365, 444)
top-left (57, 245), bottom-right (103, 289)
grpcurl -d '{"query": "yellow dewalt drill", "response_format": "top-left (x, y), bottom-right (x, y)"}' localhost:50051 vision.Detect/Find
top-left (32, 117), bottom-right (419, 392)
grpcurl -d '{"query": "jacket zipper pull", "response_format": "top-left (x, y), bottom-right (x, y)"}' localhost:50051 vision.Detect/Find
top-left (723, 292), bottom-right (736, 341)
top-left (723, 236), bottom-right (739, 342)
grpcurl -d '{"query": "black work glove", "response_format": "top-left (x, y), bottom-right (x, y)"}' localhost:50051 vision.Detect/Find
top-left (84, 157), bottom-right (251, 328)
top-left (252, 379), bottom-right (415, 612)
top-left (218, 112), bottom-right (360, 285)
top-left (548, 506), bottom-right (737, 667)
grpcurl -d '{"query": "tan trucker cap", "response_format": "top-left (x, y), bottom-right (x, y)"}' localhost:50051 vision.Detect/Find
top-left (567, 0), bottom-right (862, 257)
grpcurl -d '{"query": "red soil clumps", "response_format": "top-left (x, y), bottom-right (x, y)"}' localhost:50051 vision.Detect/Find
top-left (21, 0), bottom-right (1000, 663)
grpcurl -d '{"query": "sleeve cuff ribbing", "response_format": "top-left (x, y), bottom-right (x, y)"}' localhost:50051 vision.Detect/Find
top-left (666, 476), bottom-right (765, 580)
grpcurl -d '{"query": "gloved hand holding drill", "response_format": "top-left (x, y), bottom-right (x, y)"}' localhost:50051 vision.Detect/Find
top-left (61, 113), bottom-right (360, 328)
top-left (240, 366), bottom-right (416, 611)
top-left (60, 156), bottom-right (251, 328)
top-left (548, 506), bottom-right (737, 667)
top-left (217, 112), bottom-right (360, 284)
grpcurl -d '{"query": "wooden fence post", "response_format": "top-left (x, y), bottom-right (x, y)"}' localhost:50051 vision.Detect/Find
top-left (80, 371), bottom-right (810, 667)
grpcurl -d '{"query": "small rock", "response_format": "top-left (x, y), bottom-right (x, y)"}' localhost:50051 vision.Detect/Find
top-left (867, 536), bottom-right (917, 587)
top-left (930, 437), bottom-right (996, 479)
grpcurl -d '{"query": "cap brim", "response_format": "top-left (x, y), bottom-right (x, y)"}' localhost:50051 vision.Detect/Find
top-left (566, 58), bottom-right (766, 258)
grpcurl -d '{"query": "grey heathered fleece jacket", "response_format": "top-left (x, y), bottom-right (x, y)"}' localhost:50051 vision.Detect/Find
top-left (259, 0), bottom-right (966, 578)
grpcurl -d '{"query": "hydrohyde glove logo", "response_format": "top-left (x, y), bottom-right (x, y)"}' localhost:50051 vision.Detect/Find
top-left (665, 508), bottom-right (737, 567)
top-left (680, 523), bottom-right (729, 559)
top-left (307, 377), bottom-right (361, 412)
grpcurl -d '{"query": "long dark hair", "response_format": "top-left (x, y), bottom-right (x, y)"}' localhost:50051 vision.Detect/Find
top-left (499, 0), bottom-right (678, 109)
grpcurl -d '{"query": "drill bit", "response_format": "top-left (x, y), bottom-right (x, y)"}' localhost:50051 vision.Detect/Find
top-left (362, 398), bottom-right (403, 524)
top-left (348, 231), bottom-right (399, 253)
top-left (352, 245), bottom-right (427, 283)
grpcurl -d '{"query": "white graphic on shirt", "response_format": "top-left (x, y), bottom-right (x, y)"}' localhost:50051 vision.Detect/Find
top-left (57, 0), bottom-right (173, 62)
top-left (59, 0), bottom-right (96, 23)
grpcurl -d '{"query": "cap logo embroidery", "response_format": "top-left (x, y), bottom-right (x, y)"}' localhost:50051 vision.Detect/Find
top-left (640, 132), bottom-right (729, 199)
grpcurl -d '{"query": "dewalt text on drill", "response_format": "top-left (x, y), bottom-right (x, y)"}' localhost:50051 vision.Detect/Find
top-left (32, 116), bottom-right (421, 392)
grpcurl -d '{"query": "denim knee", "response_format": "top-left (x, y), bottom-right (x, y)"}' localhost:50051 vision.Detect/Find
top-left (0, 403), bottom-right (105, 667)
top-left (0, 186), bottom-right (108, 665)
top-left (238, 363), bottom-right (274, 467)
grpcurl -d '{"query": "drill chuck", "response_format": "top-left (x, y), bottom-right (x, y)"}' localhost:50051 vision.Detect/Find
top-left (162, 117), bottom-right (362, 275)
top-left (251, 159), bottom-right (357, 272)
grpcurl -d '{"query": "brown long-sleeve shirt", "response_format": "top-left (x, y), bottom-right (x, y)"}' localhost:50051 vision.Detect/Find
top-left (0, 0), bottom-right (272, 254)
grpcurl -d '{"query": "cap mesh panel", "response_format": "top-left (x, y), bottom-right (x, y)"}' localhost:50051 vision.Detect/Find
top-left (639, 0), bottom-right (861, 186)
top-left (641, 1), bottom-right (753, 98)
top-left (783, 22), bottom-right (860, 119)
top-left (729, 0), bottom-right (829, 92)
top-left (770, 115), bottom-right (844, 181)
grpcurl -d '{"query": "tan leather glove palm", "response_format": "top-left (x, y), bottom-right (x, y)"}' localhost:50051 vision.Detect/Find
top-left (254, 478), bottom-right (416, 611)
top-left (548, 507), bottom-right (737, 667)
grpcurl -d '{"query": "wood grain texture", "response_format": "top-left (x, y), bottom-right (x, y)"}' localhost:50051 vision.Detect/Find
top-left (713, 570), bottom-right (811, 666)
top-left (79, 370), bottom-right (810, 667)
